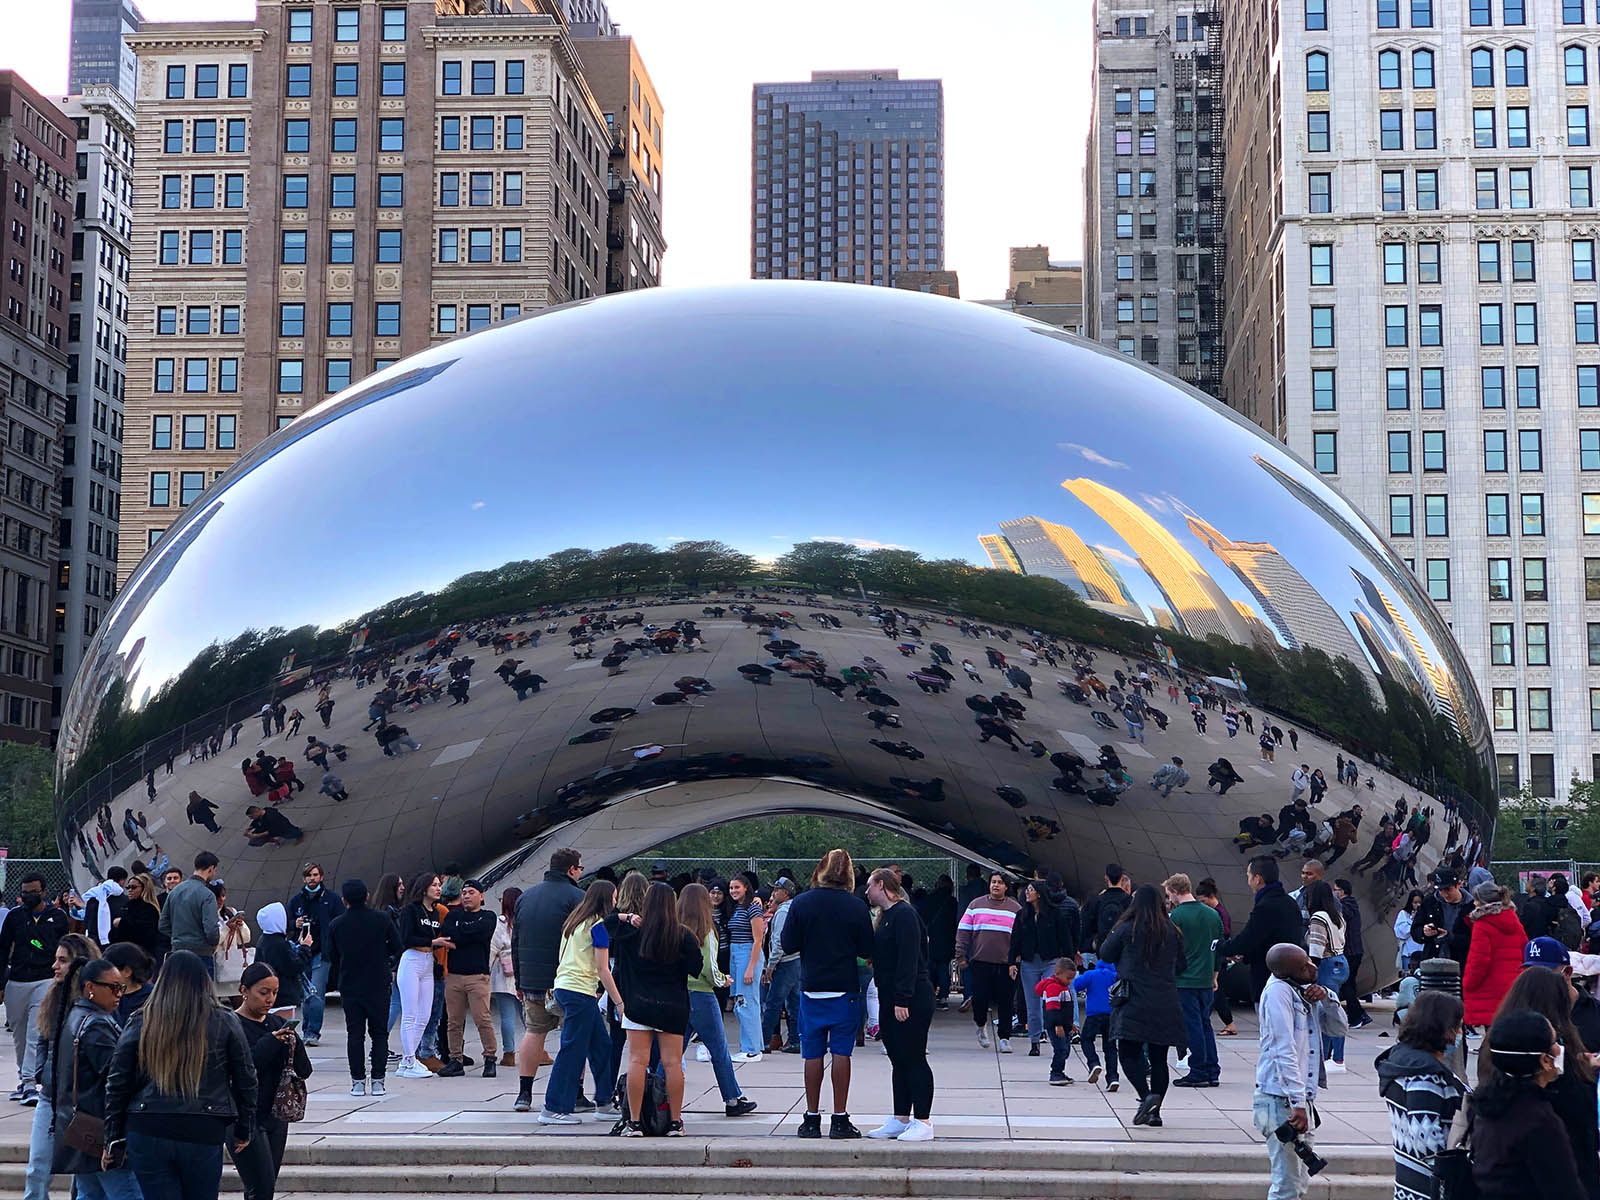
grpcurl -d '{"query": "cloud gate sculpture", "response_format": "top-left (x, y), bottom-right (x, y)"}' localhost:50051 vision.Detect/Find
top-left (56, 283), bottom-right (1495, 990)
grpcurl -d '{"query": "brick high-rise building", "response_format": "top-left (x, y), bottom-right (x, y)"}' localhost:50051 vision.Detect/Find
top-left (53, 87), bottom-right (135, 732)
top-left (570, 27), bottom-right (664, 291)
top-left (0, 72), bottom-right (77, 745)
top-left (119, 0), bottom-right (610, 580)
top-left (751, 70), bottom-right (944, 285)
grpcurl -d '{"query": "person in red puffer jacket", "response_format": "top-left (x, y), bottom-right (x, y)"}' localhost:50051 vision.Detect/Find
top-left (1463, 881), bottom-right (1528, 1027)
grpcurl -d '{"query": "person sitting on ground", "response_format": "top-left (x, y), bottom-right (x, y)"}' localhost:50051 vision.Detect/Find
top-left (245, 805), bottom-right (304, 847)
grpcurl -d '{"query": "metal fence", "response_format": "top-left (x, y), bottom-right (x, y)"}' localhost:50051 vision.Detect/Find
top-left (608, 855), bottom-right (961, 888)
top-left (0, 859), bottom-right (76, 902)
top-left (1490, 858), bottom-right (1577, 890)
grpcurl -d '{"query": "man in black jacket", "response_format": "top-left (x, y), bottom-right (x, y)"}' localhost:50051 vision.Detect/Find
top-left (286, 863), bottom-right (343, 1047)
top-left (1217, 856), bottom-right (1305, 998)
top-left (327, 878), bottom-right (402, 1096)
top-left (511, 848), bottom-right (585, 1112)
top-left (1081, 864), bottom-right (1131, 959)
top-left (0, 873), bottom-right (70, 1101)
top-left (440, 879), bottom-right (500, 1079)
top-left (1415, 869), bottom-right (1471, 966)
top-left (780, 848), bottom-right (876, 1140)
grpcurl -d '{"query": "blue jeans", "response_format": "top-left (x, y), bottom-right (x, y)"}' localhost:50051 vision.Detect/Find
top-left (761, 957), bottom-right (801, 1048)
top-left (1046, 1022), bottom-right (1074, 1074)
top-left (1178, 987), bottom-right (1220, 1081)
top-left (74, 1169), bottom-right (145, 1200)
top-left (544, 988), bottom-right (612, 1114)
top-left (23, 1097), bottom-right (51, 1200)
top-left (126, 1130), bottom-right (223, 1200)
top-left (388, 978), bottom-right (401, 1030)
top-left (1018, 957), bottom-right (1050, 1043)
top-left (419, 976), bottom-right (444, 1059)
top-left (1318, 956), bottom-right (1349, 1062)
top-left (1252, 1090), bottom-right (1311, 1200)
top-left (493, 992), bottom-right (522, 1053)
top-left (1079, 1011), bottom-right (1117, 1081)
top-left (686, 990), bottom-right (743, 1103)
top-left (729, 943), bottom-right (763, 1054)
top-left (303, 953), bottom-right (331, 1039)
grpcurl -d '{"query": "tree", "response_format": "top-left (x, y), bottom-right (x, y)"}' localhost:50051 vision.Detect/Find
top-left (0, 743), bottom-right (58, 858)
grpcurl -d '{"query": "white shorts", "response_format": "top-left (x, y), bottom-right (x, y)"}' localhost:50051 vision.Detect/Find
top-left (621, 1015), bottom-right (663, 1033)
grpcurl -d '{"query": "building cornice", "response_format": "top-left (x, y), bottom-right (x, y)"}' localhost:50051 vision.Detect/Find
top-left (125, 28), bottom-right (266, 53)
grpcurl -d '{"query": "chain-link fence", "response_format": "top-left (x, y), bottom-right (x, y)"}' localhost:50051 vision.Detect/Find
top-left (0, 859), bottom-right (76, 902)
top-left (1490, 859), bottom-right (1576, 891)
top-left (608, 855), bottom-right (961, 888)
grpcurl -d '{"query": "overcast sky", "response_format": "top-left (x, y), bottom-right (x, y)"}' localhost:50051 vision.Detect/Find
top-left (0, 0), bottom-right (1093, 298)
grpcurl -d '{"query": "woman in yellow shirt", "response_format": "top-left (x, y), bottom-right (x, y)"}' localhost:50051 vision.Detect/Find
top-left (539, 880), bottom-right (624, 1125)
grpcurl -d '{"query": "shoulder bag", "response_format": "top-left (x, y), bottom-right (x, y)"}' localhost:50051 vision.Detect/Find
top-left (1430, 1104), bottom-right (1477, 1200)
top-left (61, 1025), bottom-right (106, 1158)
top-left (270, 1027), bottom-right (308, 1123)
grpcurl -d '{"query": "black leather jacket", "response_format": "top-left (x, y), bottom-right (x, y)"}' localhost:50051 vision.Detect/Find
top-left (103, 1006), bottom-right (258, 1145)
top-left (48, 999), bottom-right (123, 1174)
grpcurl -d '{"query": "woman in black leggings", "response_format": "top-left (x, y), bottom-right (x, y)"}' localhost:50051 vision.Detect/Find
top-left (864, 868), bottom-right (936, 1140)
top-left (1096, 884), bottom-right (1185, 1128)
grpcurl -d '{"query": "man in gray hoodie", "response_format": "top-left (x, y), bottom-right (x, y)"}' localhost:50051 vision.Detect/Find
top-left (158, 850), bottom-right (222, 974)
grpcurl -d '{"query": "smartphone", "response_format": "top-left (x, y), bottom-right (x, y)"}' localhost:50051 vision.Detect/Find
top-left (280, 1018), bottom-right (301, 1032)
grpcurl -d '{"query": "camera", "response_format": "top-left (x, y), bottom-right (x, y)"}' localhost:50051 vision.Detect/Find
top-left (1272, 1121), bottom-right (1328, 1176)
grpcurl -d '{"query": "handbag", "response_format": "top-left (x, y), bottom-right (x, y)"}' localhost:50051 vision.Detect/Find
top-left (271, 1058), bottom-right (308, 1123)
top-left (61, 1027), bottom-right (106, 1158)
top-left (1108, 977), bottom-right (1131, 1007)
top-left (1431, 1107), bottom-right (1477, 1200)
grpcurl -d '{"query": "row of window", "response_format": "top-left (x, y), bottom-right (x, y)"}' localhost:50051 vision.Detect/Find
top-left (155, 305), bottom-right (241, 336)
top-left (1310, 427), bottom-right (1600, 483)
top-left (1306, 301), bottom-right (1600, 348)
top-left (153, 358), bottom-right (239, 395)
top-left (285, 117), bottom-right (407, 154)
top-left (283, 61), bottom-right (406, 99)
top-left (1316, 365), bottom-right (1600, 413)
top-left (156, 229), bottom-right (243, 266)
top-left (1488, 622), bottom-right (1556, 666)
top-left (161, 118), bottom-right (246, 155)
top-left (1491, 686), bottom-right (1553, 732)
top-left (1390, 482), bottom-right (1600, 540)
top-left (278, 302), bottom-right (403, 339)
top-left (439, 115), bottom-right (524, 151)
top-left (161, 173), bottom-right (246, 210)
top-left (286, 6), bottom-right (408, 43)
top-left (147, 470), bottom-right (207, 508)
top-left (163, 63), bottom-right (248, 100)
top-left (150, 413), bottom-right (236, 450)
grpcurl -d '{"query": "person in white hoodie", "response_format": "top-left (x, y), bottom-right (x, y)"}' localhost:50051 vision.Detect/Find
top-left (81, 869), bottom-right (126, 946)
top-left (490, 888), bottom-right (523, 1068)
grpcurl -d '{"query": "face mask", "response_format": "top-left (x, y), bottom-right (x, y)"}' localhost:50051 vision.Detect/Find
top-left (304, 882), bottom-right (321, 894)
top-left (1553, 1046), bottom-right (1566, 1074)
top-left (1442, 1035), bottom-right (1459, 1055)
top-left (20, 893), bottom-right (42, 908)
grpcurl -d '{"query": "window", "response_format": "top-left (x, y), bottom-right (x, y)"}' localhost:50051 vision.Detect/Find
top-left (217, 415), bottom-right (236, 447)
top-left (289, 9), bottom-right (312, 41)
top-left (182, 414), bottom-right (206, 449)
top-left (189, 231), bottom-right (213, 264)
top-left (382, 63), bottom-right (405, 96)
top-left (1570, 44), bottom-right (1589, 84)
top-left (1508, 107), bottom-right (1528, 148)
top-left (1526, 689), bottom-right (1552, 733)
top-left (1481, 303), bottom-right (1503, 345)
top-left (439, 229), bottom-right (458, 263)
top-left (149, 472), bottom-right (170, 507)
top-left (1425, 559), bottom-right (1449, 601)
top-left (1378, 49), bottom-right (1401, 89)
top-left (1527, 623), bottom-right (1549, 666)
top-left (331, 118), bottom-right (357, 153)
top-left (192, 120), bottom-right (216, 153)
top-left (1577, 169), bottom-right (1596, 208)
top-left (1474, 108), bottom-right (1495, 148)
top-left (218, 359), bottom-right (237, 393)
top-left (469, 171), bottom-right (493, 206)
top-left (1378, 109), bottom-right (1403, 150)
top-left (506, 116), bottom-right (523, 150)
top-left (1489, 557), bottom-right (1512, 599)
top-left (1584, 366), bottom-right (1600, 407)
top-left (1478, 241), bottom-right (1501, 283)
top-left (1591, 558), bottom-right (1600, 600)
top-left (468, 228), bottom-right (492, 262)
top-left (279, 303), bottom-right (304, 337)
top-left (1574, 106), bottom-right (1593, 147)
top-left (1390, 495), bottom-right (1414, 536)
top-left (278, 360), bottom-right (303, 393)
top-left (1424, 494), bottom-right (1448, 537)
top-left (283, 175), bottom-right (307, 208)
top-left (1387, 368), bottom-right (1410, 409)
top-left (163, 120), bottom-right (183, 153)
top-left (327, 302), bottom-right (352, 338)
top-left (438, 304), bottom-right (457, 334)
top-left (504, 172), bottom-right (522, 206)
top-left (1307, 52), bottom-right (1329, 90)
top-left (165, 65), bottom-right (185, 99)
top-left (1421, 367), bottom-right (1443, 409)
top-left (442, 61), bottom-right (461, 95)
top-left (467, 304), bottom-right (492, 331)
top-left (154, 358), bottom-right (175, 394)
top-left (182, 358), bottom-right (207, 394)
top-left (1312, 368), bottom-right (1336, 410)
top-left (1486, 430), bottom-right (1508, 471)
top-left (1583, 302), bottom-right (1600, 344)
top-left (1382, 171), bottom-right (1405, 211)
top-left (186, 305), bottom-right (210, 335)
top-left (1592, 624), bottom-right (1600, 666)
top-left (1378, 0), bottom-right (1399, 25)
top-left (1416, 169), bottom-right (1438, 210)
top-left (1313, 431), bottom-right (1337, 473)
top-left (1411, 48), bottom-right (1435, 87)
top-left (333, 63), bottom-right (358, 96)
top-left (285, 119), bottom-right (310, 153)
top-left (1415, 109), bottom-right (1436, 149)
top-left (470, 115), bottom-right (495, 151)
top-left (1510, 168), bottom-right (1532, 208)
top-left (1310, 243), bottom-right (1333, 285)
top-left (1422, 430), bottom-right (1445, 471)
top-left (472, 61), bottom-right (495, 95)
top-left (377, 229), bottom-right (402, 263)
top-left (1138, 88), bottom-right (1156, 114)
top-left (180, 472), bottom-right (204, 506)
top-left (335, 7), bottom-right (359, 39)
top-left (328, 230), bottom-right (354, 264)
top-left (161, 175), bottom-right (181, 209)
top-left (375, 302), bottom-right (400, 336)
top-left (1307, 0), bottom-right (1326, 27)
top-left (1385, 305), bottom-right (1408, 347)
top-left (1506, 46), bottom-right (1527, 82)
top-left (506, 61), bottom-right (524, 95)
top-left (1493, 688), bottom-right (1516, 732)
top-left (1472, 47), bottom-right (1494, 86)
top-left (326, 360), bottom-right (351, 392)
top-left (1471, 0), bottom-right (1491, 23)
top-left (1512, 240), bottom-right (1535, 281)
top-left (1389, 431), bottom-right (1412, 472)
top-left (1522, 492), bottom-right (1545, 535)
top-left (1587, 493), bottom-right (1600, 534)
top-left (1491, 623), bottom-right (1514, 665)
top-left (159, 231), bottom-right (179, 265)
top-left (382, 7), bottom-right (406, 39)
top-left (1517, 365), bottom-right (1540, 408)
top-left (157, 306), bottom-right (178, 335)
top-left (1385, 243), bottom-right (1407, 284)
top-left (504, 228), bottom-right (521, 262)
top-left (1310, 306), bottom-right (1334, 347)
top-left (286, 64), bottom-right (310, 97)
top-left (330, 174), bottom-right (355, 208)
top-left (1308, 111), bottom-right (1330, 153)
top-left (193, 63), bottom-right (219, 99)
top-left (1480, 370), bottom-right (1505, 413)
top-left (1487, 493), bottom-right (1510, 536)
top-left (380, 117), bottom-right (404, 153)
top-left (281, 230), bottom-right (306, 264)
top-left (378, 174), bottom-right (403, 207)
top-left (1515, 303), bottom-right (1538, 344)
top-left (1520, 429), bottom-right (1543, 472)
top-left (1477, 168), bottom-right (1498, 210)
top-left (1585, 429), bottom-right (1600, 470)
top-left (440, 173), bottom-right (459, 207)
top-left (1309, 173), bottom-right (1331, 212)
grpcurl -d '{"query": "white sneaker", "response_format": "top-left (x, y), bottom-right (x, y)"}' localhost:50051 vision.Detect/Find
top-left (999, 1038), bottom-right (1013, 1053)
top-left (1325, 1059), bottom-right (1347, 1074)
top-left (370, 1080), bottom-right (387, 1097)
top-left (977, 1027), bottom-right (991, 1048)
top-left (395, 1057), bottom-right (432, 1079)
top-left (592, 1103), bottom-right (620, 1121)
top-left (1087, 1065), bottom-right (1103, 1085)
top-left (897, 1119), bottom-right (935, 1141)
top-left (733, 1051), bottom-right (763, 1062)
top-left (350, 1080), bottom-right (367, 1097)
top-left (867, 1117), bottom-right (910, 1138)
top-left (538, 1109), bottom-right (582, 1125)
top-left (696, 1045), bottom-right (711, 1062)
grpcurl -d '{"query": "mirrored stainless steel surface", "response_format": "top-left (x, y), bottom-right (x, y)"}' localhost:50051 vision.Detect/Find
top-left (56, 282), bottom-right (1494, 987)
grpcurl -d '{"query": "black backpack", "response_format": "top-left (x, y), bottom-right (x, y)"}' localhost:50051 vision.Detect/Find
top-left (612, 1071), bottom-right (671, 1136)
top-left (1553, 904), bottom-right (1585, 951)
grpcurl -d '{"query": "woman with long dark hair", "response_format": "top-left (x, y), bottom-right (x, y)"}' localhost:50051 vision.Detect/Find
top-left (373, 874), bottom-right (406, 1038)
top-left (604, 873), bottom-right (651, 1084)
top-left (103, 942), bottom-right (155, 1019)
top-left (1393, 889), bottom-right (1425, 977)
top-left (109, 874), bottom-right (161, 957)
top-left (23, 933), bottom-right (99, 1200)
top-left (490, 887), bottom-right (522, 1069)
top-left (102, 950), bottom-right (257, 1200)
top-left (1096, 884), bottom-right (1185, 1127)
top-left (707, 880), bottom-right (734, 1013)
top-left (677, 883), bottom-right (756, 1117)
top-left (394, 873), bottom-right (447, 1080)
top-left (541, 879), bottom-right (623, 1125)
top-left (1302, 880), bottom-right (1348, 1071)
top-left (865, 867), bottom-right (936, 1141)
top-left (1468, 1009), bottom-right (1585, 1195)
top-left (230, 962), bottom-right (312, 1200)
top-left (608, 881), bottom-right (703, 1135)
top-left (1010, 880), bottom-right (1070, 1055)
top-left (1375, 990), bottom-right (1467, 1200)
top-left (49, 957), bottom-right (141, 1200)
top-left (1486, 967), bottom-right (1600, 1199)
top-left (725, 873), bottom-right (767, 1061)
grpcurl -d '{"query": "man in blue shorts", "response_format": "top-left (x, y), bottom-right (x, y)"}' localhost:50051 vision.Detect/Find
top-left (780, 847), bottom-right (876, 1139)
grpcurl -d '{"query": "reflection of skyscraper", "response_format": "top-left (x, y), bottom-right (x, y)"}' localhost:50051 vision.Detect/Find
top-left (1185, 514), bottom-right (1372, 675)
top-left (977, 534), bottom-right (1022, 573)
top-left (1350, 567), bottom-right (1460, 728)
top-left (1061, 478), bottom-right (1254, 644)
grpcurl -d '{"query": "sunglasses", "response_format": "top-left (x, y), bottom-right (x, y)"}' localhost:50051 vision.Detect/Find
top-left (89, 980), bottom-right (126, 995)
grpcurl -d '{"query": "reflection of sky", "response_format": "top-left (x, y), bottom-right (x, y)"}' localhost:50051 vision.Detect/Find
top-left (89, 283), bottom-right (1464, 723)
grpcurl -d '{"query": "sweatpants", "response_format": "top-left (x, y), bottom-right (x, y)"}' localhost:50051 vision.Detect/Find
top-left (879, 984), bottom-right (935, 1120)
top-left (5, 978), bottom-right (50, 1085)
top-left (343, 990), bottom-right (389, 1080)
top-left (966, 960), bottom-right (1014, 1039)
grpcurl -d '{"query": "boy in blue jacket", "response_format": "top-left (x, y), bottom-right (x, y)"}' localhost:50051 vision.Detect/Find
top-left (1073, 958), bottom-right (1119, 1091)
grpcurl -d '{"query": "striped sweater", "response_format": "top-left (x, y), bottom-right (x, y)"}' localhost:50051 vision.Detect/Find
top-left (955, 896), bottom-right (1022, 965)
